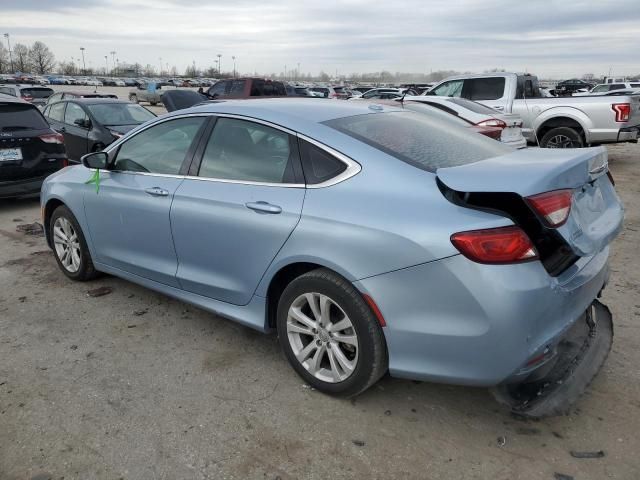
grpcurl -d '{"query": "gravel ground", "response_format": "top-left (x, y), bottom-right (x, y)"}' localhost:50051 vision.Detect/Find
top-left (0, 133), bottom-right (639, 478)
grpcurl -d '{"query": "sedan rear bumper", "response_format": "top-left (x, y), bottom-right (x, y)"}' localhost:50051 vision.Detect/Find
top-left (0, 175), bottom-right (49, 198)
top-left (354, 248), bottom-right (610, 387)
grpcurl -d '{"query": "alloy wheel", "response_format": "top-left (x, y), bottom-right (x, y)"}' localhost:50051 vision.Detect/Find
top-left (546, 134), bottom-right (578, 148)
top-left (286, 292), bottom-right (359, 383)
top-left (53, 217), bottom-right (81, 273)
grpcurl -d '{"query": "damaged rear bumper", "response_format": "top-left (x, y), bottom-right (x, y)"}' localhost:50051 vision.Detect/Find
top-left (491, 300), bottom-right (613, 417)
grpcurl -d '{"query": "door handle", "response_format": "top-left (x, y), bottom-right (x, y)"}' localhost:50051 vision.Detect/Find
top-left (245, 201), bottom-right (282, 214)
top-left (145, 187), bottom-right (169, 197)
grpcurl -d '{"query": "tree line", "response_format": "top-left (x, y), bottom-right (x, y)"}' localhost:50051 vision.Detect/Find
top-left (0, 41), bottom-right (56, 74)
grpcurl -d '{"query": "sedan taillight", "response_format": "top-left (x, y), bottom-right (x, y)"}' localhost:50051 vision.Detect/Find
top-left (451, 226), bottom-right (538, 264)
top-left (525, 189), bottom-right (573, 227)
top-left (39, 132), bottom-right (65, 144)
top-left (475, 119), bottom-right (507, 129)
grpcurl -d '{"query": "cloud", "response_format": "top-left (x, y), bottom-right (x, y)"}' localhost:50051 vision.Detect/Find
top-left (1, 0), bottom-right (638, 77)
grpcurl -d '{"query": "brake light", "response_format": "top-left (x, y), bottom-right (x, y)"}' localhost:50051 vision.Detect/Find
top-left (475, 119), bottom-right (507, 129)
top-left (525, 189), bottom-right (573, 227)
top-left (612, 103), bottom-right (630, 122)
top-left (21, 95), bottom-right (33, 102)
top-left (62, 159), bottom-right (69, 167)
top-left (451, 226), bottom-right (538, 264)
top-left (39, 132), bottom-right (65, 144)
top-left (473, 125), bottom-right (502, 140)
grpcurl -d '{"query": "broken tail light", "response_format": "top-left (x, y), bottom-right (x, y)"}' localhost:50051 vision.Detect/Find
top-left (451, 226), bottom-right (538, 264)
top-left (525, 189), bottom-right (573, 227)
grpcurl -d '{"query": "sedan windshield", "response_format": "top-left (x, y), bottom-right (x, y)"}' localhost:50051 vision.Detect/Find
top-left (87, 103), bottom-right (156, 126)
top-left (324, 111), bottom-right (511, 172)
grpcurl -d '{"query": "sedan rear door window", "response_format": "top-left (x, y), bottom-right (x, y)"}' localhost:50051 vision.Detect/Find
top-left (64, 103), bottom-right (88, 126)
top-left (113, 117), bottom-right (205, 174)
top-left (198, 117), bottom-right (295, 183)
top-left (48, 102), bottom-right (66, 122)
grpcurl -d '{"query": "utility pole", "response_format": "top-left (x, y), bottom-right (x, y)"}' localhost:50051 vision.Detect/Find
top-left (217, 54), bottom-right (222, 76)
top-left (80, 47), bottom-right (86, 75)
top-left (110, 51), bottom-right (117, 76)
top-left (104, 55), bottom-right (108, 75)
top-left (232, 56), bottom-right (236, 78)
top-left (3, 33), bottom-right (13, 73)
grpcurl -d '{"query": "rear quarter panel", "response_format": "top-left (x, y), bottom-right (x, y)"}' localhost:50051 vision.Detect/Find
top-left (255, 130), bottom-right (512, 296)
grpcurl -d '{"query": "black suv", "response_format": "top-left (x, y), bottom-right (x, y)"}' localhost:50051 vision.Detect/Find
top-left (0, 94), bottom-right (67, 198)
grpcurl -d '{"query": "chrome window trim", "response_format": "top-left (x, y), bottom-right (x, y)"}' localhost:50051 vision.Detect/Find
top-left (102, 111), bottom-right (360, 188)
top-left (296, 134), bottom-right (362, 188)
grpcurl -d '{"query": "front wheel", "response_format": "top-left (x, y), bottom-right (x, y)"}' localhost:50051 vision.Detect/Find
top-left (50, 205), bottom-right (99, 281)
top-left (540, 127), bottom-right (584, 148)
top-left (277, 269), bottom-right (387, 397)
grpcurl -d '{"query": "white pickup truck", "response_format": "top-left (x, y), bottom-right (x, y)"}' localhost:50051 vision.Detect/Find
top-left (425, 73), bottom-right (640, 148)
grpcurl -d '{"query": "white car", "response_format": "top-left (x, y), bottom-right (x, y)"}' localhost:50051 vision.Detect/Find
top-left (574, 82), bottom-right (640, 96)
top-left (86, 78), bottom-right (104, 86)
top-left (404, 95), bottom-right (528, 149)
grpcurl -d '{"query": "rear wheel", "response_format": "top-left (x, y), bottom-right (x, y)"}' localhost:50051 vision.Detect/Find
top-left (276, 268), bottom-right (387, 397)
top-left (129, 94), bottom-right (138, 103)
top-left (540, 127), bottom-right (584, 148)
top-left (50, 205), bottom-right (99, 281)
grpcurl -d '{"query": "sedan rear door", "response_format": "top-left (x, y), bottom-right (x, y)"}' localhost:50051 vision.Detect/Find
top-left (170, 116), bottom-right (305, 307)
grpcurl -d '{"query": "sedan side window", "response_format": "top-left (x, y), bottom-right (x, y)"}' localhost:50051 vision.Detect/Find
top-left (48, 102), bottom-right (66, 122)
top-left (113, 117), bottom-right (205, 174)
top-left (430, 80), bottom-right (463, 97)
top-left (198, 117), bottom-right (295, 183)
top-left (64, 103), bottom-right (88, 126)
top-left (0, 87), bottom-right (15, 96)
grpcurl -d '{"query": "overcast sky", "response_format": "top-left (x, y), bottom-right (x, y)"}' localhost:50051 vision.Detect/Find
top-left (1, 0), bottom-right (638, 78)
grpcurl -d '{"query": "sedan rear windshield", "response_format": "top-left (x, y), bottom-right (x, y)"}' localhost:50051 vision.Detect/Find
top-left (0, 103), bottom-right (49, 131)
top-left (324, 111), bottom-right (511, 172)
top-left (87, 103), bottom-right (156, 126)
top-left (20, 87), bottom-right (54, 98)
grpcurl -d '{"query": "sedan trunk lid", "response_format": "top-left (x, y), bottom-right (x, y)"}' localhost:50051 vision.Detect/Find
top-left (436, 146), bottom-right (624, 258)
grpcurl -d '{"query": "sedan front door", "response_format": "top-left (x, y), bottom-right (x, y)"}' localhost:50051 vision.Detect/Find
top-left (62, 102), bottom-right (90, 161)
top-left (171, 116), bottom-right (305, 306)
top-left (83, 116), bottom-right (207, 286)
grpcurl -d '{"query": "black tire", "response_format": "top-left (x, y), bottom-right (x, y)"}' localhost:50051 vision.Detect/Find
top-left (50, 205), bottom-right (99, 281)
top-left (276, 268), bottom-right (388, 397)
top-left (540, 126), bottom-right (584, 148)
top-left (129, 94), bottom-right (138, 103)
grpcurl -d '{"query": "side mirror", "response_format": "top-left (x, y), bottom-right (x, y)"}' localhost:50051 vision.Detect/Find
top-left (81, 151), bottom-right (108, 169)
top-left (74, 118), bottom-right (90, 129)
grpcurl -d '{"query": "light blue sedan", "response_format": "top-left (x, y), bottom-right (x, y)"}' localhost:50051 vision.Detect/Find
top-left (41, 99), bottom-right (623, 416)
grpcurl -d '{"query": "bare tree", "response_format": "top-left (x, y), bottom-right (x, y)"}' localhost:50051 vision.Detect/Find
top-left (29, 41), bottom-right (56, 74)
top-left (0, 44), bottom-right (9, 74)
top-left (142, 64), bottom-right (155, 76)
top-left (59, 61), bottom-right (76, 75)
top-left (13, 43), bottom-right (31, 73)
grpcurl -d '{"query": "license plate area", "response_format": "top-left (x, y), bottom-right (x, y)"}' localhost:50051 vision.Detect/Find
top-left (501, 127), bottom-right (522, 142)
top-left (0, 148), bottom-right (23, 162)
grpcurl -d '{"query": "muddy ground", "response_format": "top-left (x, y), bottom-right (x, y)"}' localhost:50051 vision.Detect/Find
top-left (0, 143), bottom-right (639, 479)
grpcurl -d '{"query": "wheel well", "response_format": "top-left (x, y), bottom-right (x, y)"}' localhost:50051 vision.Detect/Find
top-left (43, 198), bottom-right (65, 247)
top-left (536, 117), bottom-right (585, 143)
top-left (266, 262), bottom-right (325, 329)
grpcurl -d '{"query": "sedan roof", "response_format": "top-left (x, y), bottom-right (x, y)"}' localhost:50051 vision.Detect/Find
top-left (52, 98), bottom-right (130, 105)
top-left (175, 98), bottom-right (405, 125)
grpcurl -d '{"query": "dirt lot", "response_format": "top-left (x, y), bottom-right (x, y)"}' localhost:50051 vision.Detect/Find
top-left (0, 142), bottom-right (639, 480)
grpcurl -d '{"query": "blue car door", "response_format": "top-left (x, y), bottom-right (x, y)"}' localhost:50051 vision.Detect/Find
top-left (83, 116), bottom-right (207, 286)
top-left (171, 116), bottom-right (305, 305)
